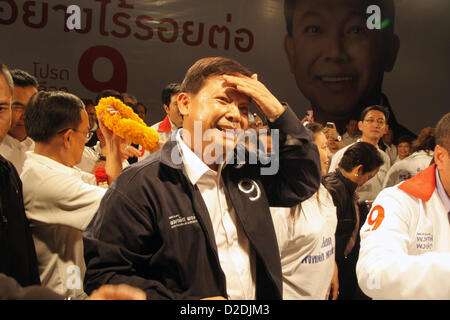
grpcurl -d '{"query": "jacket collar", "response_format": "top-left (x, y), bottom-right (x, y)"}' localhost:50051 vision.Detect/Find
top-left (335, 168), bottom-right (358, 195)
top-left (160, 129), bottom-right (184, 170)
top-left (398, 164), bottom-right (436, 201)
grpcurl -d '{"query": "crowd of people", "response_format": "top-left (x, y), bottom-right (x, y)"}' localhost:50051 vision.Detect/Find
top-left (0, 55), bottom-right (448, 301)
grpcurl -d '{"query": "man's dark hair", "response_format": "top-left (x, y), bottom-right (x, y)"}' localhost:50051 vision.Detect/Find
top-left (397, 135), bottom-right (414, 145)
top-left (305, 122), bottom-right (324, 134)
top-left (435, 112), bottom-right (450, 152)
top-left (161, 83), bottom-right (181, 107)
top-left (10, 69), bottom-right (38, 88)
top-left (94, 89), bottom-right (123, 105)
top-left (25, 91), bottom-right (85, 143)
top-left (0, 62), bottom-right (13, 95)
top-left (360, 105), bottom-right (390, 123)
top-left (284, 0), bottom-right (396, 37)
top-left (339, 142), bottom-right (384, 174)
top-left (181, 57), bottom-right (253, 95)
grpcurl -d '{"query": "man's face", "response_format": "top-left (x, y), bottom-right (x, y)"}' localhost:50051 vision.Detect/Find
top-left (346, 119), bottom-right (358, 136)
top-left (136, 104), bottom-right (147, 121)
top-left (179, 75), bottom-right (251, 166)
top-left (358, 109), bottom-right (387, 142)
top-left (71, 109), bottom-right (90, 166)
top-left (382, 127), bottom-right (393, 145)
top-left (10, 85), bottom-right (37, 141)
top-left (0, 74), bottom-right (12, 144)
top-left (284, 0), bottom-right (396, 118)
top-left (85, 104), bottom-right (97, 130)
top-left (165, 94), bottom-right (183, 128)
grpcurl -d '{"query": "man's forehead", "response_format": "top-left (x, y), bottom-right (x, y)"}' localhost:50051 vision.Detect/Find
top-left (294, 0), bottom-right (368, 17)
top-left (0, 75), bottom-right (11, 102)
top-left (364, 110), bottom-right (386, 119)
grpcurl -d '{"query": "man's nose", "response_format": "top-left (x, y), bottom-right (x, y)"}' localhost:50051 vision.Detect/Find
top-left (225, 103), bottom-right (241, 122)
top-left (324, 31), bottom-right (349, 63)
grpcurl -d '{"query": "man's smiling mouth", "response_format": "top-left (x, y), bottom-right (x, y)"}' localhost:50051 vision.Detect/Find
top-left (318, 75), bottom-right (354, 82)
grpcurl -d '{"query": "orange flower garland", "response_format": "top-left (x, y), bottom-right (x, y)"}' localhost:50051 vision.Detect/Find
top-left (95, 97), bottom-right (159, 152)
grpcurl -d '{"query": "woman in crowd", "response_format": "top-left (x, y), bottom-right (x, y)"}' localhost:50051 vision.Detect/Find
top-left (322, 142), bottom-right (384, 300)
top-left (382, 127), bottom-right (435, 188)
top-left (395, 135), bottom-right (413, 162)
top-left (270, 122), bottom-right (338, 300)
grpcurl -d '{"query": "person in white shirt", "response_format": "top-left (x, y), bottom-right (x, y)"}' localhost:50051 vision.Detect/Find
top-left (0, 69), bottom-right (37, 174)
top-left (328, 105), bottom-right (391, 207)
top-left (342, 119), bottom-right (361, 146)
top-left (357, 112), bottom-right (450, 299)
top-left (381, 127), bottom-right (397, 165)
top-left (271, 122), bottom-right (338, 300)
top-left (382, 130), bottom-right (434, 188)
top-left (21, 90), bottom-right (124, 299)
top-left (151, 84), bottom-right (182, 145)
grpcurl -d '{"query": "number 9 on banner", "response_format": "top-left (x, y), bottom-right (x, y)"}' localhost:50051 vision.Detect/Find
top-left (364, 205), bottom-right (385, 232)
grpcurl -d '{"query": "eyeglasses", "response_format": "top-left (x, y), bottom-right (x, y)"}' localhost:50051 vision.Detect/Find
top-left (11, 104), bottom-right (26, 113)
top-left (57, 128), bottom-right (93, 141)
top-left (363, 118), bottom-right (385, 125)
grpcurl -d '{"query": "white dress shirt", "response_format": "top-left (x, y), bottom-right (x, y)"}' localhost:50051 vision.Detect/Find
top-left (0, 134), bottom-right (34, 174)
top-left (21, 152), bottom-right (107, 299)
top-left (176, 131), bottom-right (256, 300)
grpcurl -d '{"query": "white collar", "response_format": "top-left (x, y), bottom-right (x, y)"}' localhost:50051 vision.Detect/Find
top-left (3, 134), bottom-right (34, 148)
top-left (175, 129), bottom-right (216, 185)
top-left (26, 151), bottom-right (81, 175)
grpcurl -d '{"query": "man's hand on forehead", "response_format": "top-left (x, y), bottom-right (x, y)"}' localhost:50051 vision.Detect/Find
top-left (222, 74), bottom-right (285, 122)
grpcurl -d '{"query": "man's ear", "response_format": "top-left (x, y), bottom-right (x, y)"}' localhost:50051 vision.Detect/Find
top-left (384, 34), bottom-right (400, 72)
top-left (163, 104), bottom-right (170, 114)
top-left (177, 93), bottom-right (191, 117)
top-left (62, 129), bottom-right (73, 149)
top-left (358, 120), bottom-right (364, 132)
top-left (284, 35), bottom-right (296, 73)
top-left (434, 145), bottom-right (447, 168)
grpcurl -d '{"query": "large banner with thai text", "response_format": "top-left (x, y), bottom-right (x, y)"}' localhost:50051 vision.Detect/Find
top-left (1, 0), bottom-right (449, 135)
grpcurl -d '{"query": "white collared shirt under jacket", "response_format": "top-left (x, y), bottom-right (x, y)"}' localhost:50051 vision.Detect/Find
top-left (176, 132), bottom-right (256, 300)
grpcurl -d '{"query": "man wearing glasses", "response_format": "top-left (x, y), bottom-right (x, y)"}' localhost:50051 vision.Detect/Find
top-left (0, 69), bottom-right (37, 174)
top-left (328, 105), bottom-right (391, 205)
top-left (20, 90), bottom-right (124, 299)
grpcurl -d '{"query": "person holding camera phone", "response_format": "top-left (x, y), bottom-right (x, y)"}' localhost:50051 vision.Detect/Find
top-left (323, 122), bottom-right (345, 154)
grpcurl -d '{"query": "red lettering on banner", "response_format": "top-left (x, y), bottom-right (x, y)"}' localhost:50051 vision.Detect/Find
top-left (0, 0), bottom-right (18, 25)
top-left (0, 3), bottom-right (255, 53)
top-left (23, 0), bottom-right (48, 29)
top-left (78, 45), bottom-right (127, 93)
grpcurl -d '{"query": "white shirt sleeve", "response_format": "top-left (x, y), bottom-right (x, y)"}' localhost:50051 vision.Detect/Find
top-left (356, 188), bottom-right (450, 299)
top-left (24, 171), bottom-right (106, 231)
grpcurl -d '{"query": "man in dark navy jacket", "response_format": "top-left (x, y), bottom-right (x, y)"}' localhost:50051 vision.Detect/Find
top-left (0, 63), bottom-right (40, 288)
top-left (83, 57), bottom-right (321, 300)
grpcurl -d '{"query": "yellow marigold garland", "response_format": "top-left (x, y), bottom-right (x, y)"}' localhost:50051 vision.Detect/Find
top-left (95, 97), bottom-right (159, 152)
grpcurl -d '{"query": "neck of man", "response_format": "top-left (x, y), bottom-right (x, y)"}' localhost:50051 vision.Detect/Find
top-left (34, 142), bottom-right (74, 168)
top-left (360, 136), bottom-right (380, 147)
top-left (9, 132), bottom-right (27, 142)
